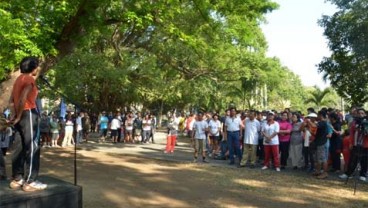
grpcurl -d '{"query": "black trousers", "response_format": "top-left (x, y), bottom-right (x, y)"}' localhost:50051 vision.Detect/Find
top-left (329, 137), bottom-right (342, 171)
top-left (257, 138), bottom-right (264, 160)
top-left (0, 148), bottom-right (6, 178)
top-left (12, 109), bottom-right (41, 183)
top-left (279, 141), bottom-right (290, 167)
top-left (117, 128), bottom-right (121, 142)
top-left (302, 145), bottom-right (314, 169)
top-left (346, 146), bottom-right (368, 177)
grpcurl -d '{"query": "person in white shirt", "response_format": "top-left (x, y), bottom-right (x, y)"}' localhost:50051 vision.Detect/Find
top-left (165, 114), bottom-right (179, 153)
top-left (240, 110), bottom-right (260, 168)
top-left (62, 114), bottom-right (74, 147)
top-left (76, 112), bottom-right (84, 144)
top-left (208, 114), bottom-right (222, 157)
top-left (142, 114), bottom-right (152, 143)
top-left (224, 108), bottom-right (244, 165)
top-left (261, 111), bottom-right (281, 171)
top-left (124, 113), bottom-right (134, 143)
top-left (110, 113), bottom-right (121, 143)
top-left (192, 112), bottom-right (209, 163)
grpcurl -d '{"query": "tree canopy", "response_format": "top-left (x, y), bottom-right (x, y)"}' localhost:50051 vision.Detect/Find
top-left (318, 0), bottom-right (368, 106)
top-left (0, 0), bottom-right (318, 113)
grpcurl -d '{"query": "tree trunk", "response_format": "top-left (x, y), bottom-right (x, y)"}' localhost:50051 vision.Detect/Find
top-left (0, 70), bottom-right (20, 111)
top-left (0, 0), bottom-right (93, 110)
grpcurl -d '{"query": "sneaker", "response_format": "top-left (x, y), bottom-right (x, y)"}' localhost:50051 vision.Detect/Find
top-left (9, 179), bottom-right (25, 190)
top-left (22, 181), bottom-right (47, 192)
top-left (359, 176), bottom-right (366, 182)
top-left (193, 158), bottom-right (198, 163)
top-left (261, 166), bottom-right (268, 170)
top-left (339, 174), bottom-right (351, 180)
top-left (202, 159), bottom-right (209, 163)
top-left (276, 168), bottom-right (281, 172)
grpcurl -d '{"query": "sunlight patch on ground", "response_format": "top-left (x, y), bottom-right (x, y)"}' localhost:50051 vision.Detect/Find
top-left (233, 179), bottom-right (269, 188)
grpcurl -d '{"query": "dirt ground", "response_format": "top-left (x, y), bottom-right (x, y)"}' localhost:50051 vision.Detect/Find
top-left (2, 131), bottom-right (368, 208)
top-left (23, 146), bottom-right (366, 208)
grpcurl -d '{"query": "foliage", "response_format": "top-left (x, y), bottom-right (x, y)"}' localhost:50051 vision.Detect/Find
top-left (1, 0), bottom-right (314, 113)
top-left (318, 0), bottom-right (368, 106)
top-left (305, 86), bottom-right (338, 110)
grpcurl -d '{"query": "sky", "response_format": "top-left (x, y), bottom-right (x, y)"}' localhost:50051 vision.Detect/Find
top-left (261, 0), bottom-right (338, 89)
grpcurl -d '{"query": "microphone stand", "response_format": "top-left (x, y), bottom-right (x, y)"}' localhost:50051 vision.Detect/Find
top-left (38, 76), bottom-right (79, 186)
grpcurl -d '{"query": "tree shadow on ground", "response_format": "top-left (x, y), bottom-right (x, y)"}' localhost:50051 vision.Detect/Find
top-left (22, 148), bottom-right (367, 208)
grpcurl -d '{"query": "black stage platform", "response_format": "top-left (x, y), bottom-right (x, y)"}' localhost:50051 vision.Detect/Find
top-left (0, 176), bottom-right (82, 208)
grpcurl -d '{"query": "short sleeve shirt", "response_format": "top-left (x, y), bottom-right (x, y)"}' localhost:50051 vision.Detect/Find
top-left (262, 121), bottom-right (280, 145)
top-left (193, 120), bottom-right (209, 140)
top-left (244, 119), bottom-right (261, 145)
top-left (209, 120), bottom-right (221, 136)
top-left (12, 74), bottom-right (38, 110)
top-left (225, 116), bottom-right (242, 131)
top-left (100, 116), bottom-right (109, 129)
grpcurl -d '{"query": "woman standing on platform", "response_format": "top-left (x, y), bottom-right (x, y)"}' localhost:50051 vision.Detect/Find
top-left (8, 57), bottom-right (47, 192)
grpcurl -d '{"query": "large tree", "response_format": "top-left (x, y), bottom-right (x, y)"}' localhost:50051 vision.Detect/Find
top-left (318, 0), bottom-right (368, 106)
top-left (1, 0), bottom-right (280, 112)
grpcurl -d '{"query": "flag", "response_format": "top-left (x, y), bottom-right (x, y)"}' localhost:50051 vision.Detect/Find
top-left (60, 99), bottom-right (67, 119)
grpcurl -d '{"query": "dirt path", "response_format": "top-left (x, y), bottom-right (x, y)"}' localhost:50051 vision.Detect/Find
top-left (2, 131), bottom-right (368, 208)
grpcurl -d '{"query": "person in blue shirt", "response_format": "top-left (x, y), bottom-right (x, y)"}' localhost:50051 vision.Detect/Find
top-left (99, 111), bottom-right (109, 142)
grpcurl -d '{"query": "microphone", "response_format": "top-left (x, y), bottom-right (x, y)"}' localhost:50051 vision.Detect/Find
top-left (39, 74), bottom-right (52, 87)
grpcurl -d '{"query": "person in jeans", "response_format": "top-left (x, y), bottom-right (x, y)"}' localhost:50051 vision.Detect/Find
top-left (142, 114), bottom-right (152, 143)
top-left (8, 57), bottom-right (47, 192)
top-left (224, 108), bottom-right (243, 166)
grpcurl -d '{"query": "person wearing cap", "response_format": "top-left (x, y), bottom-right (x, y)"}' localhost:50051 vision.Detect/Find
top-left (224, 107), bottom-right (244, 165)
top-left (261, 111), bottom-right (281, 171)
top-left (8, 57), bottom-right (47, 191)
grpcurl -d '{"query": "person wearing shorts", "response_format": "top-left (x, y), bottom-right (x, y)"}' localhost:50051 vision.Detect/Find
top-left (192, 112), bottom-right (209, 163)
top-left (312, 111), bottom-right (329, 179)
top-left (124, 113), bottom-right (134, 143)
top-left (208, 114), bottom-right (221, 157)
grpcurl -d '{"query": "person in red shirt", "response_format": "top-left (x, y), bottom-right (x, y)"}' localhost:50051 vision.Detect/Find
top-left (339, 108), bottom-right (368, 182)
top-left (8, 57), bottom-right (47, 192)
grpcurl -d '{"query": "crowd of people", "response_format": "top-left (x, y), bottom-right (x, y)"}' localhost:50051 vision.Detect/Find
top-left (184, 107), bottom-right (367, 182)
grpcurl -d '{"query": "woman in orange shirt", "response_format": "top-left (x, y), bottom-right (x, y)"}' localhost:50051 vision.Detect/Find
top-left (8, 57), bottom-right (47, 192)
